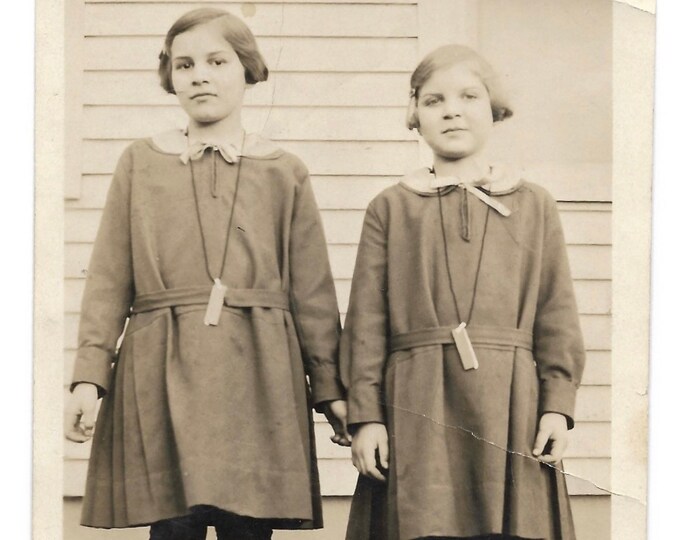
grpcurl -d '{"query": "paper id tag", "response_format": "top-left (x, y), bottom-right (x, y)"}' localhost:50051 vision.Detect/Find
top-left (451, 322), bottom-right (479, 370)
top-left (204, 278), bottom-right (227, 326)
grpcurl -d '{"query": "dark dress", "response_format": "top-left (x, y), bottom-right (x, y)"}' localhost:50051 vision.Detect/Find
top-left (72, 130), bottom-right (344, 529)
top-left (341, 168), bottom-right (586, 540)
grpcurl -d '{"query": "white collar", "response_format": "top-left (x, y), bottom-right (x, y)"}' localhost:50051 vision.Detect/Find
top-left (150, 129), bottom-right (283, 163)
top-left (400, 165), bottom-right (523, 195)
top-left (399, 165), bottom-right (523, 217)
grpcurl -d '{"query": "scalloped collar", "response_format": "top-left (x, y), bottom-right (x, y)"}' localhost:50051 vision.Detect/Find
top-left (399, 165), bottom-right (523, 196)
top-left (149, 129), bottom-right (284, 163)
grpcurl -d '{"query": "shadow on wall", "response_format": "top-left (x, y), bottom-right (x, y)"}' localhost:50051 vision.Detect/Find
top-left (64, 496), bottom-right (610, 540)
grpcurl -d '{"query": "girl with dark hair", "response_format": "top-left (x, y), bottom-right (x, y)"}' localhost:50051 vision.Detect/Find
top-left (65, 8), bottom-right (349, 539)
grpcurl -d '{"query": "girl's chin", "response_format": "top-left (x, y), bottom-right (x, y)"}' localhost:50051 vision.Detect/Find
top-left (182, 105), bottom-right (240, 125)
top-left (433, 149), bottom-right (478, 161)
top-left (187, 113), bottom-right (234, 125)
top-left (189, 117), bottom-right (222, 125)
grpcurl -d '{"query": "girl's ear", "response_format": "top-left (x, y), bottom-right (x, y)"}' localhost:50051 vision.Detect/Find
top-left (406, 94), bottom-right (419, 130)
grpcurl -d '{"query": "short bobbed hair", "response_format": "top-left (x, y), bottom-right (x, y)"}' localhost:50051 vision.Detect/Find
top-left (158, 8), bottom-right (268, 94)
top-left (406, 44), bottom-right (512, 130)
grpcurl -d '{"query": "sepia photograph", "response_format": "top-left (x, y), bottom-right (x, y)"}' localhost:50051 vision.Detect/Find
top-left (32, 0), bottom-right (656, 539)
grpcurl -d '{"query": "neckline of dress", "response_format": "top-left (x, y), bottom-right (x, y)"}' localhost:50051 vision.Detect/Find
top-left (398, 166), bottom-right (524, 197)
top-left (147, 128), bottom-right (284, 161)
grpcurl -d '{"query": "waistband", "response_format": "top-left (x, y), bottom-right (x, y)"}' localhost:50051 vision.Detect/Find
top-left (389, 325), bottom-right (533, 353)
top-left (131, 286), bottom-right (290, 313)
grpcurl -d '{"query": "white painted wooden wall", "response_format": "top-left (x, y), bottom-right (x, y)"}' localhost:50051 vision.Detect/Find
top-left (64, 0), bottom-right (612, 504)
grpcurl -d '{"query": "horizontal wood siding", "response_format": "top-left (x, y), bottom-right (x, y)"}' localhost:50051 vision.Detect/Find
top-left (64, 0), bottom-right (611, 503)
top-left (83, 2), bottom-right (417, 37)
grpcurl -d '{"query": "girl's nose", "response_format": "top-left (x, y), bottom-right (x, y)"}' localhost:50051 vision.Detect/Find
top-left (191, 63), bottom-right (209, 84)
top-left (442, 99), bottom-right (462, 118)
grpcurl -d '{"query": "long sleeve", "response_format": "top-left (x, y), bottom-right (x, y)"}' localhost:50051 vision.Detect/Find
top-left (71, 146), bottom-right (135, 395)
top-left (288, 172), bottom-right (344, 408)
top-left (340, 202), bottom-right (389, 429)
top-left (533, 195), bottom-right (586, 429)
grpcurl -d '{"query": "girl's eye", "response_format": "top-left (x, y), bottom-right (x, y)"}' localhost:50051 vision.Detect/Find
top-left (211, 58), bottom-right (227, 66)
top-left (463, 93), bottom-right (479, 100)
top-left (174, 62), bottom-right (192, 70)
top-left (423, 97), bottom-right (441, 106)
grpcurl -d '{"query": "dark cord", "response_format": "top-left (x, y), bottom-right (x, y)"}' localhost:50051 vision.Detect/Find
top-left (436, 187), bottom-right (490, 325)
top-left (188, 131), bottom-right (246, 282)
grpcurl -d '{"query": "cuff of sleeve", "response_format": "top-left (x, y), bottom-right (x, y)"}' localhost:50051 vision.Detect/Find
top-left (70, 347), bottom-right (114, 397)
top-left (310, 365), bottom-right (346, 410)
top-left (348, 387), bottom-right (386, 427)
top-left (540, 376), bottom-right (578, 429)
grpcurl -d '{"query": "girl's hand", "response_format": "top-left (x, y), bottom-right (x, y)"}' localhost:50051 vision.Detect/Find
top-left (351, 422), bottom-right (389, 482)
top-left (532, 412), bottom-right (569, 463)
top-left (65, 383), bottom-right (99, 443)
top-left (320, 400), bottom-right (351, 447)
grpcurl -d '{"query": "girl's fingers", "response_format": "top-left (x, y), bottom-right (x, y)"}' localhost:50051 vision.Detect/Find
top-left (340, 414), bottom-right (349, 433)
top-left (536, 436), bottom-right (567, 463)
top-left (65, 429), bottom-right (91, 443)
top-left (64, 409), bottom-right (79, 437)
top-left (549, 436), bottom-right (568, 462)
top-left (326, 412), bottom-right (350, 444)
top-left (536, 453), bottom-right (553, 463)
top-left (532, 428), bottom-right (551, 457)
top-left (357, 445), bottom-right (376, 477)
top-left (377, 437), bottom-right (389, 470)
top-left (336, 436), bottom-right (352, 447)
top-left (81, 409), bottom-right (96, 431)
top-left (64, 414), bottom-right (94, 443)
top-left (365, 465), bottom-right (386, 482)
top-left (355, 454), bottom-right (367, 476)
top-left (330, 433), bottom-right (351, 447)
top-left (352, 445), bottom-right (368, 474)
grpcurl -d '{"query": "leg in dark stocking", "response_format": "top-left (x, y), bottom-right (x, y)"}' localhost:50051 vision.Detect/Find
top-left (213, 511), bottom-right (273, 540)
top-left (149, 510), bottom-right (208, 540)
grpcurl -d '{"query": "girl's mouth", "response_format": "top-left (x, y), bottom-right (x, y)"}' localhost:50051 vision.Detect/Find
top-left (191, 93), bottom-right (216, 100)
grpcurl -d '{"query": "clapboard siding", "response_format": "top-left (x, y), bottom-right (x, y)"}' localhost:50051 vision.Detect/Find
top-left (83, 105), bottom-right (418, 141)
top-left (86, 0), bottom-right (416, 4)
top-left (64, 0), bottom-right (611, 504)
top-left (83, 71), bottom-right (412, 107)
top-left (84, 3), bottom-right (417, 37)
top-left (84, 36), bottom-right (418, 72)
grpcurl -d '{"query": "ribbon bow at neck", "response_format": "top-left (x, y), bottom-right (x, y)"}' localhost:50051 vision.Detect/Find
top-left (429, 174), bottom-right (512, 217)
top-left (180, 141), bottom-right (241, 165)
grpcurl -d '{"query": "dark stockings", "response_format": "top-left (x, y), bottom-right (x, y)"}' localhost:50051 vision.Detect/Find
top-left (149, 506), bottom-right (273, 540)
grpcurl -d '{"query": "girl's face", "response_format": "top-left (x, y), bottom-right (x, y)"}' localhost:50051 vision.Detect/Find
top-left (416, 63), bottom-right (493, 160)
top-left (170, 22), bottom-right (247, 125)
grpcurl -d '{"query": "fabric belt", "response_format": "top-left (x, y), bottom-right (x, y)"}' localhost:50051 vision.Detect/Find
top-left (389, 325), bottom-right (533, 353)
top-left (132, 287), bottom-right (290, 313)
